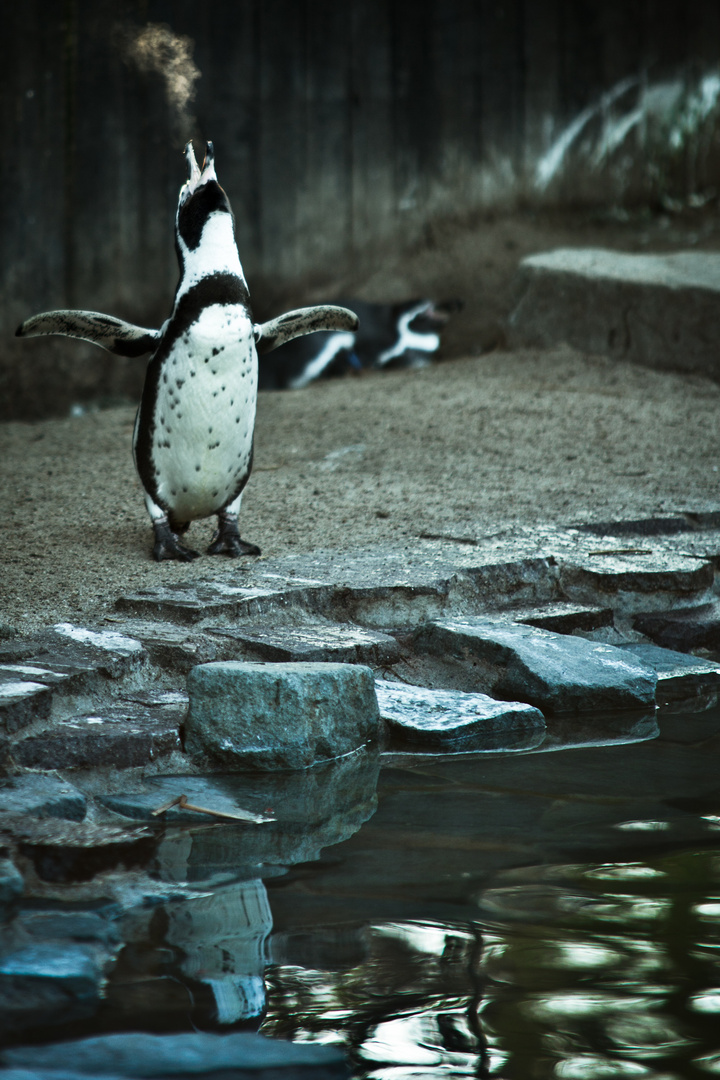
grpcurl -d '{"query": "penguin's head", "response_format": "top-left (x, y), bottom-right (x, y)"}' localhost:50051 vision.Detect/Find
top-left (175, 140), bottom-right (234, 253)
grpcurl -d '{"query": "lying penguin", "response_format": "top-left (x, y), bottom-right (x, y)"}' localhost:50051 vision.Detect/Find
top-left (258, 298), bottom-right (462, 390)
top-left (16, 142), bottom-right (358, 561)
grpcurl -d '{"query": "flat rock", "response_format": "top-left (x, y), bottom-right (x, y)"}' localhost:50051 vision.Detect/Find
top-left (115, 578), bottom-right (332, 626)
top-left (375, 679), bottom-right (545, 750)
top-left (207, 623), bottom-right (400, 666)
top-left (185, 661), bottom-right (380, 769)
top-left (0, 775), bottom-right (87, 823)
top-left (511, 602), bottom-right (613, 633)
top-left (100, 775), bottom-right (273, 825)
top-left (415, 618), bottom-right (657, 714)
top-left (618, 642), bottom-right (720, 701)
top-left (558, 551), bottom-right (713, 612)
top-left (11, 704), bottom-right (182, 770)
top-left (0, 679), bottom-right (51, 734)
top-left (509, 248), bottom-right (720, 379)
top-left (103, 619), bottom-right (222, 673)
top-left (634, 601), bottom-right (720, 652)
top-left (3, 1031), bottom-right (349, 1077)
top-left (0, 627), bottom-right (148, 734)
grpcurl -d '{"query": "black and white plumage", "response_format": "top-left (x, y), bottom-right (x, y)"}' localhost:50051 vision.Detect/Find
top-left (16, 141), bottom-right (358, 561)
top-left (258, 298), bottom-right (462, 390)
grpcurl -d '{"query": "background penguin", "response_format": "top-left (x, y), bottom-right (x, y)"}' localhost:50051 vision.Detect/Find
top-left (16, 142), bottom-right (358, 561)
top-left (258, 298), bottom-right (462, 390)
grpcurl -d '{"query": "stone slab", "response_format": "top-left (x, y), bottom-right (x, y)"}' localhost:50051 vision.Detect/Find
top-left (509, 248), bottom-right (720, 379)
top-left (2, 1031), bottom-right (349, 1077)
top-left (100, 776), bottom-right (273, 825)
top-left (185, 662), bottom-right (380, 769)
top-left (0, 679), bottom-right (52, 734)
top-left (415, 618), bottom-right (657, 714)
top-left (0, 626), bottom-right (148, 734)
top-left (375, 679), bottom-right (545, 750)
top-left (102, 619), bottom-right (223, 674)
top-left (115, 579), bottom-right (332, 626)
top-left (618, 642), bottom-right (720, 700)
top-left (207, 623), bottom-right (401, 666)
top-left (634, 601), bottom-right (720, 652)
top-left (11, 704), bottom-right (182, 769)
top-left (511, 602), bottom-right (614, 633)
top-left (558, 551), bottom-right (713, 612)
top-left (0, 775), bottom-right (87, 823)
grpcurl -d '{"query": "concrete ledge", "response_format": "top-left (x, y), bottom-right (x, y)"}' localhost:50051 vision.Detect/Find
top-left (185, 661), bottom-right (380, 770)
top-left (509, 248), bottom-right (720, 378)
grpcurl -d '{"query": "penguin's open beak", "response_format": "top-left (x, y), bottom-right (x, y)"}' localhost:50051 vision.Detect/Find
top-left (178, 140), bottom-right (218, 206)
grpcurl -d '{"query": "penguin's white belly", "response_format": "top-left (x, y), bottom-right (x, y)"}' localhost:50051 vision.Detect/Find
top-left (151, 304), bottom-right (258, 522)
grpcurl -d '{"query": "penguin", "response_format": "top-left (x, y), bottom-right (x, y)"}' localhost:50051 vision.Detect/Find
top-left (258, 298), bottom-right (462, 390)
top-left (16, 141), bottom-right (358, 561)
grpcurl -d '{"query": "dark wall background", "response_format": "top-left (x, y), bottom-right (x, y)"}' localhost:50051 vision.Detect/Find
top-left (4, 0), bottom-right (720, 419)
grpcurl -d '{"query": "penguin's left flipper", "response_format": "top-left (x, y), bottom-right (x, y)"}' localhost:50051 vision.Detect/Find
top-left (16, 310), bottom-right (160, 358)
top-left (254, 305), bottom-right (359, 355)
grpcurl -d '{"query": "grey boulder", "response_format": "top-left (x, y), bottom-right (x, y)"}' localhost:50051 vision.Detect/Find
top-left (185, 661), bottom-right (379, 769)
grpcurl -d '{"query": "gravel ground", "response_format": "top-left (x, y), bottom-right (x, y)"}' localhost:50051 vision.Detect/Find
top-left (2, 342), bottom-right (719, 633)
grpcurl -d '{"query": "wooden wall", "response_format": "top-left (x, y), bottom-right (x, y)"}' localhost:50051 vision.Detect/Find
top-left (3, 0), bottom-right (720, 418)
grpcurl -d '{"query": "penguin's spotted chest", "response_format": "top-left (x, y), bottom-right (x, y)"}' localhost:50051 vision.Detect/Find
top-left (16, 141), bottom-right (359, 561)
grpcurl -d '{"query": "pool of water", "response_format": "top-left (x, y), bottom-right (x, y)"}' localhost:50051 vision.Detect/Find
top-left (4, 699), bottom-right (720, 1079)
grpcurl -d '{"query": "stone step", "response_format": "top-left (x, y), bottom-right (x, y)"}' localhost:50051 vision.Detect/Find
top-left (375, 679), bottom-right (545, 751)
top-left (509, 248), bottom-right (720, 379)
top-left (10, 701), bottom-right (183, 770)
top-left (0, 625), bottom-right (147, 736)
top-left (115, 579), bottom-right (332, 625)
top-left (633, 601), bottom-right (720, 653)
top-left (0, 775), bottom-right (87, 824)
top-left (511, 602), bottom-right (614, 634)
top-left (618, 642), bottom-right (720, 702)
top-left (103, 618), bottom-right (224, 674)
top-left (558, 551), bottom-right (714, 613)
top-left (206, 623), bottom-right (401, 667)
top-left (414, 618), bottom-right (658, 714)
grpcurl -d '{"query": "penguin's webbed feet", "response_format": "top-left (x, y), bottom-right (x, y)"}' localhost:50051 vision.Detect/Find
top-left (152, 519), bottom-right (200, 562)
top-left (207, 513), bottom-right (261, 558)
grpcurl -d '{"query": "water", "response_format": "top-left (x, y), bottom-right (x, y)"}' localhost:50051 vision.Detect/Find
top-left (3, 699), bottom-right (720, 1078)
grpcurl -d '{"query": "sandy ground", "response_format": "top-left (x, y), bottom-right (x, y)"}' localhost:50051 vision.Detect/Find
top-left (2, 341), bottom-right (720, 634)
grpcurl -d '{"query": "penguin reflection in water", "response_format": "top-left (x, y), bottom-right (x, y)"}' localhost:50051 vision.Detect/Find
top-left (16, 142), bottom-right (358, 562)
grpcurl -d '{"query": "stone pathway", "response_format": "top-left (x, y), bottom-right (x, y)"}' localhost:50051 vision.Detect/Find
top-left (2, 512), bottom-right (720, 1038)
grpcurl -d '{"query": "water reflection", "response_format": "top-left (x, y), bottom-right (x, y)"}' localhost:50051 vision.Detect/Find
top-left (4, 705), bottom-right (720, 1078)
top-left (260, 849), bottom-right (720, 1077)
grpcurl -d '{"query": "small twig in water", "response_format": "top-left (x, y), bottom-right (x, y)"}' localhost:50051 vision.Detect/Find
top-left (151, 794), bottom-right (273, 823)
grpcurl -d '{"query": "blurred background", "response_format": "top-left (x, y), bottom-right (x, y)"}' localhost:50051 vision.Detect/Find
top-left (4, 0), bottom-right (720, 419)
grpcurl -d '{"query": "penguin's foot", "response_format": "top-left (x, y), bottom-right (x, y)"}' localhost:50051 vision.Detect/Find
top-left (207, 514), bottom-right (261, 557)
top-left (152, 519), bottom-right (200, 562)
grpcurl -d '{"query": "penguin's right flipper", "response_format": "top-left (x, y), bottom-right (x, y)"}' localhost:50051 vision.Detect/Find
top-left (254, 305), bottom-right (359, 355)
top-left (16, 310), bottom-right (160, 358)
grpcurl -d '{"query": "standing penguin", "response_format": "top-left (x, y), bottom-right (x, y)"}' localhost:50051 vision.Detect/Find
top-left (16, 142), bottom-right (358, 561)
